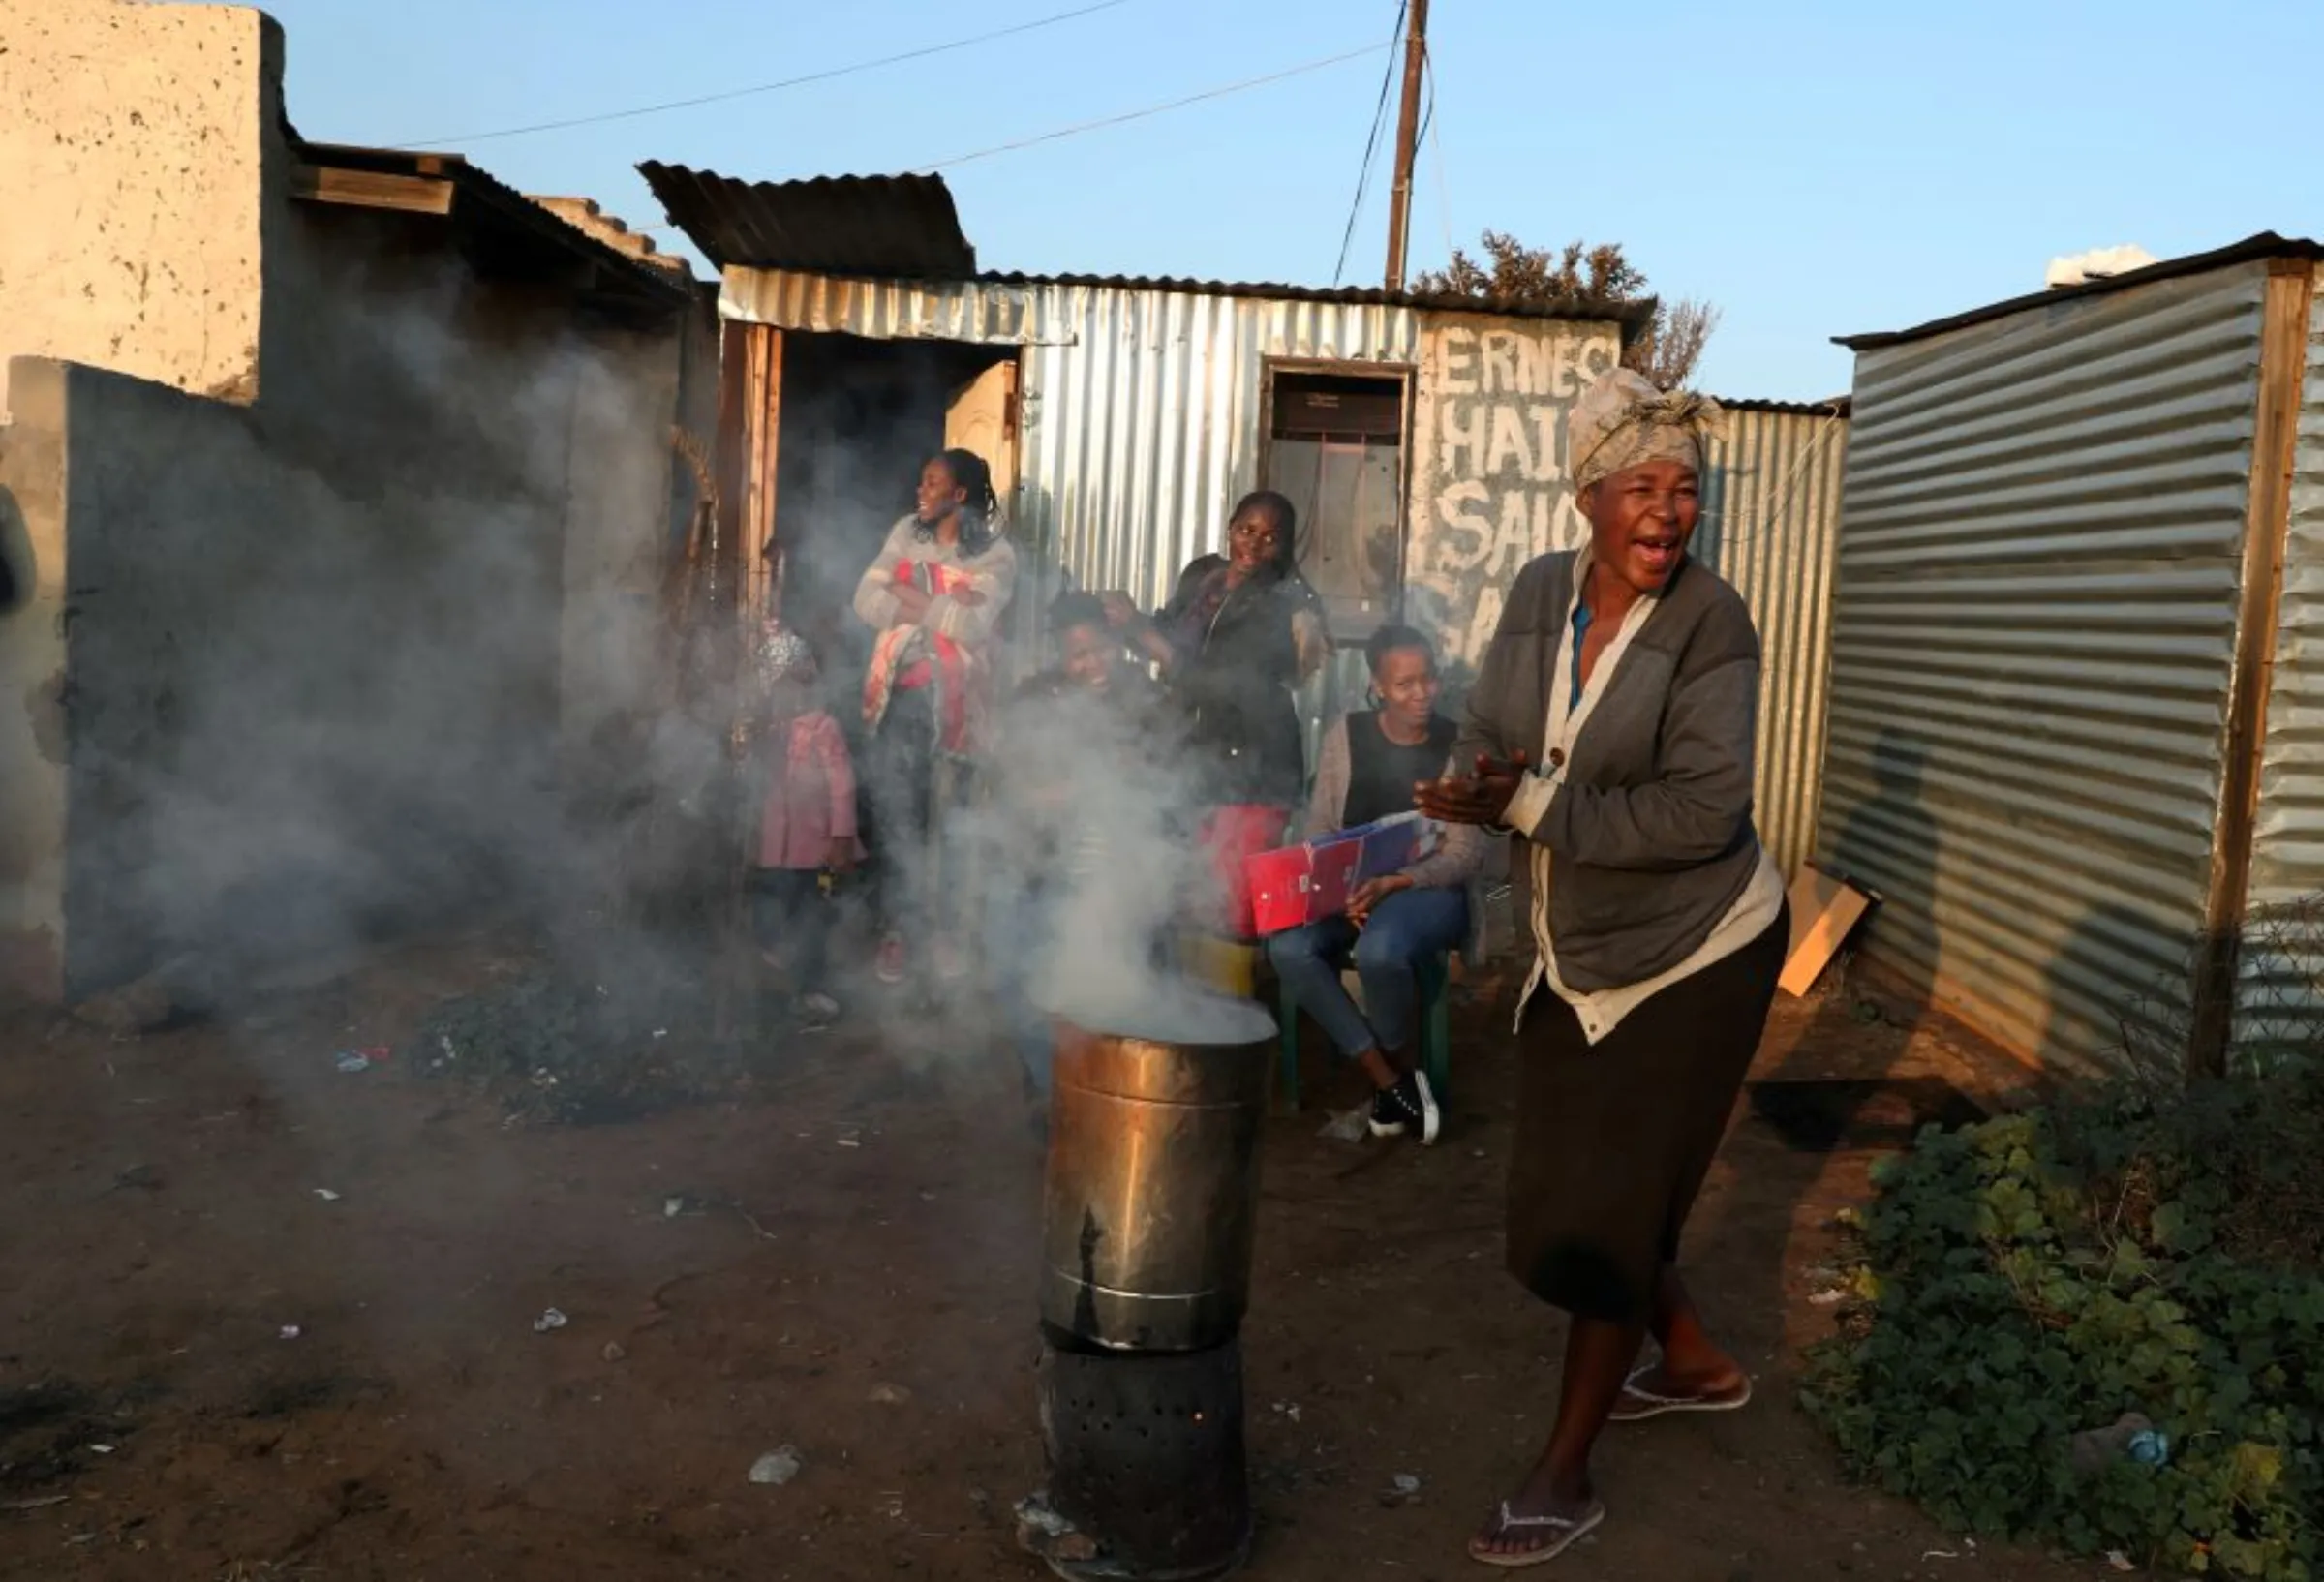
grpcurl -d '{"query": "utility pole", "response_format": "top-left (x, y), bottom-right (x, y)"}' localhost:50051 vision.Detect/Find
top-left (1383, 0), bottom-right (1429, 292)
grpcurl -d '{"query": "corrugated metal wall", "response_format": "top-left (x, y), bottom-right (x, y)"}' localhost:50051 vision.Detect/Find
top-left (1699, 406), bottom-right (1849, 882)
top-left (1017, 289), bottom-right (1421, 611)
top-left (1822, 263), bottom-right (2270, 1068)
top-left (722, 268), bottom-right (1421, 614)
top-left (2239, 276), bottom-right (2324, 1065)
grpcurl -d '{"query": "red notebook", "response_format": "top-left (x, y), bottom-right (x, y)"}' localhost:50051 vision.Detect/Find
top-left (1245, 813), bottom-right (1425, 936)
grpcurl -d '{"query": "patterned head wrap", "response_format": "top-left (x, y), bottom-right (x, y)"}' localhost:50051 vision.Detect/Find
top-left (753, 622), bottom-right (816, 687)
top-left (1568, 368), bottom-right (1725, 493)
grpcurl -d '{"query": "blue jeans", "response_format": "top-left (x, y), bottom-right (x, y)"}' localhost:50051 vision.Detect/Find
top-left (1267, 886), bottom-right (1468, 1060)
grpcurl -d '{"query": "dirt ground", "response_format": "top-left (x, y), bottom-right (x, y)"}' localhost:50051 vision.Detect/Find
top-left (0, 929), bottom-right (2099, 1582)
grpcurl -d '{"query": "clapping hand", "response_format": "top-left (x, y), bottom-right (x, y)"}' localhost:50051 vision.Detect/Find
top-left (1413, 750), bottom-right (1532, 828)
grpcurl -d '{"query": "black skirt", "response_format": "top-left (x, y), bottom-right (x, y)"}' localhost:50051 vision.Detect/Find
top-left (1505, 905), bottom-right (1789, 1324)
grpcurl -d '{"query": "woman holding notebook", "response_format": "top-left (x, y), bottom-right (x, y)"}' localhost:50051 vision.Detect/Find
top-left (1265, 624), bottom-right (1482, 1145)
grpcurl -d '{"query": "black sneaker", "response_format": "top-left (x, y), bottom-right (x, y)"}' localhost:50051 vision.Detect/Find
top-left (1369, 1070), bottom-right (1441, 1144)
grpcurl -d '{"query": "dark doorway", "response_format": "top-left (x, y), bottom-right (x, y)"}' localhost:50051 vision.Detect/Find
top-left (767, 334), bottom-right (1020, 714)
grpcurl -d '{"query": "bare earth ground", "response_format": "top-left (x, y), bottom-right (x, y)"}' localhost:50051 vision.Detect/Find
top-left (0, 931), bottom-right (2096, 1582)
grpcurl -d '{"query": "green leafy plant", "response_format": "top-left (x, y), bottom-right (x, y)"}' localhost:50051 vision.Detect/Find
top-left (1800, 1073), bottom-right (2324, 1579)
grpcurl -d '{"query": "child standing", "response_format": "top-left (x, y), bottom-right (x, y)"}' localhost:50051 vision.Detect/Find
top-left (749, 624), bottom-right (861, 1025)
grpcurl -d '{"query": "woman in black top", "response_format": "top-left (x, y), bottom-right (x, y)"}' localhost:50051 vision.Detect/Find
top-left (1101, 491), bottom-right (1328, 936)
top-left (1101, 490), bottom-right (1327, 809)
top-left (1265, 625), bottom-right (1483, 1143)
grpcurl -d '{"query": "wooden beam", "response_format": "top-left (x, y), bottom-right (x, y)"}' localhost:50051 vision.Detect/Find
top-left (290, 164), bottom-right (454, 216)
top-left (2188, 258), bottom-right (2317, 1080)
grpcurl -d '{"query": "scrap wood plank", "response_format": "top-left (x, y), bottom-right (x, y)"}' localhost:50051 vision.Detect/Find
top-left (1780, 864), bottom-right (1878, 997)
top-left (290, 164), bottom-right (454, 215)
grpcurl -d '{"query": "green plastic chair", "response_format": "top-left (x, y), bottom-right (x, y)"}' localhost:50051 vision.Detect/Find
top-left (1276, 952), bottom-right (1452, 1112)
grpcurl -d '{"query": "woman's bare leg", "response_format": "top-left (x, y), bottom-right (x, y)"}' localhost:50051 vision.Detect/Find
top-left (1471, 1311), bottom-right (1641, 1558)
top-left (1628, 1264), bottom-right (1748, 1399)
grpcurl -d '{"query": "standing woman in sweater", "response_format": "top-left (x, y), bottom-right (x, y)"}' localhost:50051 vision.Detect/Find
top-left (1418, 370), bottom-right (1788, 1567)
top-left (852, 448), bottom-right (1019, 989)
top-left (1099, 490), bottom-right (1327, 933)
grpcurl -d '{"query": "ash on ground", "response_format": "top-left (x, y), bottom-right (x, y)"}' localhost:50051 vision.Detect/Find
top-left (400, 944), bottom-right (753, 1126)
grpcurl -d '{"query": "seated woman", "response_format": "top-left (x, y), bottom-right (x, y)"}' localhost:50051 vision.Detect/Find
top-left (1266, 624), bottom-right (1481, 1144)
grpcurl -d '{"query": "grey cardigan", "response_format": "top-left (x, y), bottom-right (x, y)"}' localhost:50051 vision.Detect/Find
top-left (1452, 551), bottom-right (1763, 991)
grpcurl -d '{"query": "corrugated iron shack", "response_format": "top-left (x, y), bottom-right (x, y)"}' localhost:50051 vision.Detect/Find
top-left (1819, 232), bottom-right (2324, 1074)
top-left (644, 165), bottom-right (1847, 879)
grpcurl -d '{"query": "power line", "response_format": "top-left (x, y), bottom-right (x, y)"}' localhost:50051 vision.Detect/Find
top-left (917, 43), bottom-right (1390, 171)
top-left (399, 0), bottom-right (1137, 148)
top-left (1331, 0), bottom-right (1406, 287)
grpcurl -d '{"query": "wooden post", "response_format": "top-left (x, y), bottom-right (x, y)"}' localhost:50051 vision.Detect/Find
top-left (2187, 258), bottom-right (2316, 1080)
top-left (1382, 0), bottom-right (1429, 293)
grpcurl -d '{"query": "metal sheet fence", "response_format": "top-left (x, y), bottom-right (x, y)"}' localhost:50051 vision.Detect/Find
top-left (1699, 405), bottom-right (1849, 881)
top-left (1819, 263), bottom-right (2270, 1068)
top-left (2239, 275), bottom-right (2324, 1068)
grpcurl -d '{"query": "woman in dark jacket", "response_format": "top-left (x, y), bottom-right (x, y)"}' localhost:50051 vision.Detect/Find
top-left (1101, 490), bottom-right (1327, 932)
top-left (1104, 489), bottom-right (1326, 806)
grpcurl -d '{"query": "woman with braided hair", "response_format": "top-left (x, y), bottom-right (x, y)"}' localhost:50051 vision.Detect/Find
top-left (851, 448), bottom-right (1019, 989)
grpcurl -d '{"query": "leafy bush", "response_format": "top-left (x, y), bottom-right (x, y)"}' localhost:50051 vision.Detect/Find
top-left (1800, 1075), bottom-right (2324, 1579)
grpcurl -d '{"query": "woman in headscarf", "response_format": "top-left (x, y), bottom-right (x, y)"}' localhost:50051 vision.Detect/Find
top-left (1099, 490), bottom-right (1328, 933)
top-left (852, 447), bottom-right (1019, 989)
top-left (1417, 369), bottom-right (1789, 1567)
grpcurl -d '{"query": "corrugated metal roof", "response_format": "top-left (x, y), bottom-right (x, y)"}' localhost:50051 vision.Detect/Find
top-left (650, 162), bottom-right (1645, 333)
top-left (637, 163), bottom-right (975, 277)
top-left (1715, 394), bottom-right (1852, 417)
top-left (1838, 231), bottom-right (2324, 351)
top-left (295, 140), bottom-right (693, 312)
top-left (976, 271), bottom-right (1651, 332)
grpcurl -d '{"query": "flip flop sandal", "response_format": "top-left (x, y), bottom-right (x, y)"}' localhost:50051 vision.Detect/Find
top-left (1467, 1500), bottom-right (1605, 1568)
top-left (1608, 1368), bottom-right (1753, 1421)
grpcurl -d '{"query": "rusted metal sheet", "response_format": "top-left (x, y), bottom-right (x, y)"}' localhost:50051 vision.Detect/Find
top-left (639, 164), bottom-right (975, 278)
top-left (2240, 265), bottom-right (2324, 1067)
top-left (1820, 262), bottom-right (2271, 1069)
top-left (1699, 402), bottom-right (1850, 884)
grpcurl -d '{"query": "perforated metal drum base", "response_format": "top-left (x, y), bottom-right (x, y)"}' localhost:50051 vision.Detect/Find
top-left (1030, 1334), bottom-right (1251, 1582)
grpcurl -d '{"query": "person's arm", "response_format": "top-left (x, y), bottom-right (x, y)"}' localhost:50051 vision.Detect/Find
top-left (1516, 654), bottom-right (1758, 871)
top-left (852, 522), bottom-right (908, 630)
top-left (1289, 600), bottom-right (1329, 686)
top-left (1399, 752), bottom-right (1487, 889)
top-left (1300, 716), bottom-right (1352, 839)
top-left (924, 541), bottom-right (1018, 645)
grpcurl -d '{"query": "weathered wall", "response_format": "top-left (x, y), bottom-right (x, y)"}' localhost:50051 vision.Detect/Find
top-left (53, 331), bottom-right (572, 994)
top-left (1404, 314), bottom-right (1622, 675)
top-left (1697, 403), bottom-right (1850, 881)
top-left (559, 320), bottom-right (689, 774)
top-left (1819, 264), bottom-right (2266, 1069)
top-left (2239, 267), bottom-right (2324, 1060)
top-left (28, 96), bottom-right (690, 996)
top-left (0, 0), bottom-right (271, 417)
top-left (0, 362), bottom-right (74, 1001)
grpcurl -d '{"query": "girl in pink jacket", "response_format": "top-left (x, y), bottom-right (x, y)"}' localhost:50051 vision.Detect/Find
top-left (750, 625), bottom-right (861, 1026)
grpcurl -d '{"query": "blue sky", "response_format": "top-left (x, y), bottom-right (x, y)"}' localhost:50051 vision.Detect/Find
top-left (260, 0), bottom-right (2321, 400)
